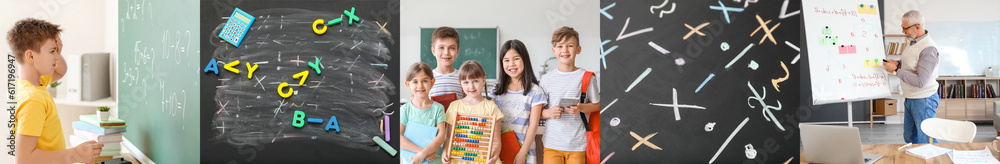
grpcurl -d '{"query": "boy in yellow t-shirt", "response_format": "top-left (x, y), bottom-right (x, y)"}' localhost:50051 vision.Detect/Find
top-left (8, 18), bottom-right (103, 163)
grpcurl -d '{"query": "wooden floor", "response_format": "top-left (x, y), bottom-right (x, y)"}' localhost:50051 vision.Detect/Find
top-left (858, 123), bottom-right (998, 145)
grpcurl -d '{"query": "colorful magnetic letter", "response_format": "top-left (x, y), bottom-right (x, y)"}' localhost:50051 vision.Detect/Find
top-left (278, 82), bottom-right (293, 98)
top-left (293, 71), bottom-right (309, 86)
top-left (325, 115), bottom-right (341, 132)
top-left (246, 62), bottom-right (258, 79)
top-left (313, 19), bottom-right (327, 34)
top-left (344, 7), bottom-right (359, 25)
top-left (292, 110), bottom-right (305, 128)
top-left (204, 58), bottom-right (219, 74)
top-left (308, 58), bottom-right (322, 74)
top-left (224, 60), bottom-right (240, 74)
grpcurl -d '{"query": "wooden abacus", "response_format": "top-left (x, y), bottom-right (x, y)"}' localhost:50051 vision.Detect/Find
top-left (446, 113), bottom-right (497, 163)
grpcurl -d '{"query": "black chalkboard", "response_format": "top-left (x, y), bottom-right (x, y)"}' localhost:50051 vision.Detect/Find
top-left (199, 0), bottom-right (399, 163)
top-left (599, 0), bottom-right (801, 163)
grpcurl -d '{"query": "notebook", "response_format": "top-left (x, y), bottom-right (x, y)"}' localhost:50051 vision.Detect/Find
top-left (401, 121), bottom-right (439, 164)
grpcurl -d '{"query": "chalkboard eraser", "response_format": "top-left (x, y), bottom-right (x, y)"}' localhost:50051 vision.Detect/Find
top-left (373, 136), bottom-right (397, 156)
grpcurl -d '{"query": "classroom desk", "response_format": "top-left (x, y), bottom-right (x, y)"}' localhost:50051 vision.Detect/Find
top-left (800, 142), bottom-right (996, 164)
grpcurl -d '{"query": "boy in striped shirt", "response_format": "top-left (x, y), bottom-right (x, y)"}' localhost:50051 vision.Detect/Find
top-left (539, 26), bottom-right (600, 164)
top-left (429, 27), bottom-right (464, 98)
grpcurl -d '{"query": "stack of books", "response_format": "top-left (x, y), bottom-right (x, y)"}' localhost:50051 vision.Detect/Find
top-left (69, 115), bottom-right (127, 160)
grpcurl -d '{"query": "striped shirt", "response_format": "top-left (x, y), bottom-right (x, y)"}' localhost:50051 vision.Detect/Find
top-left (538, 68), bottom-right (599, 152)
top-left (488, 85), bottom-right (547, 164)
top-left (430, 69), bottom-right (464, 98)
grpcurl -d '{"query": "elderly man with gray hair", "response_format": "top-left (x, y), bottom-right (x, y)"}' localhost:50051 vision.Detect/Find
top-left (883, 10), bottom-right (940, 144)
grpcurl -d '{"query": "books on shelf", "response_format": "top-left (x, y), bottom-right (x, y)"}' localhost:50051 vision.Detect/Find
top-left (72, 121), bottom-right (126, 135)
top-left (936, 83), bottom-right (999, 99)
top-left (886, 42), bottom-right (907, 55)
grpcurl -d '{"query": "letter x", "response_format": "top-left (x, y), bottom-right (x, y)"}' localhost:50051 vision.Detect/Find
top-left (683, 22), bottom-right (710, 40)
top-left (751, 14), bottom-right (781, 45)
top-left (631, 131), bottom-right (662, 151)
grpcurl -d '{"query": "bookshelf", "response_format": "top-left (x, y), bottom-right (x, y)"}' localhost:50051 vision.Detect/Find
top-left (884, 34), bottom-right (907, 56)
top-left (935, 76), bottom-right (1000, 121)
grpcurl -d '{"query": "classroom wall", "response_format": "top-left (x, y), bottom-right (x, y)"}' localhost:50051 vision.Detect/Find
top-left (399, 0), bottom-right (600, 99)
top-left (882, 0), bottom-right (1000, 33)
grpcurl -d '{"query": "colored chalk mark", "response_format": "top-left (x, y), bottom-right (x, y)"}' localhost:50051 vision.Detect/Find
top-left (696, 73), bottom-right (716, 93)
top-left (725, 43), bottom-right (754, 69)
top-left (778, 0), bottom-right (801, 19)
top-left (709, 0), bottom-right (744, 24)
top-left (683, 22), bottom-right (709, 40)
top-left (674, 58), bottom-right (685, 66)
top-left (721, 42), bottom-right (730, 51)
top-left (617, 17), bottom-right (654, 41)
top-left (648, 41), bottom-right (670, 54)
top-left (650, 88), bottom-right (706, 121)
top-left (600, 40), bottom-right (618, 69)
top-left (630, 131), bottom-right (662, 151)
top-left (751, 15), bottom-right (781, 45)
top-left (709, 117), bottom-right (750, 164)
top-left (625, 68), bottom-right (652, 92)
top-left (772, 62), bottom-right (789, 92)
top-left (748, 60), bottom-right (759, 70)
top-left (650, 0), bottom-right (676, 18)
top-left (785, 41), bottom-right (801, 64)
top-left (600, 98), bottom-right (618, 114)
top-left (601, 2), bottom-right (616, 20)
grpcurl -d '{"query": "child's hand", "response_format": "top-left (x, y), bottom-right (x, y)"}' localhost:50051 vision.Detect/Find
top-left (72, 140), bottom-right (103, 162)
top-left (565, 105), bottom-right (580, 114)
top-left (546, 107), bottom-right (564, 119)
top-left (424, 153), bottom-right (438, 163)
top-left (487, 155), bottom-right (499, 164)
top-left (442, 153), bottom-right (451, 164)
top-left (514, 151), bottom-right (528, 164)
top-left (411, 151), bottom-right (428, 164)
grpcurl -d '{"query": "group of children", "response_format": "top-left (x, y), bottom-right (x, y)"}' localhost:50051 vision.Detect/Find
top-left (400, 26), bottom-right (599, 164)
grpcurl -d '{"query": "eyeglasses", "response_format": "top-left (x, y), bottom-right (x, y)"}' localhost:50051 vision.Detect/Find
top-left (902, 23), bottom-right (920, 31)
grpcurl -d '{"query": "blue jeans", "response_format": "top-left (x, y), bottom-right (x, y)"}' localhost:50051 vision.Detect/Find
top-left (903, 92), bottom-right (940, 144)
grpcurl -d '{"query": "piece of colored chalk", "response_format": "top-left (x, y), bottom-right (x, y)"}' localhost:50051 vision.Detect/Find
top-left (307, 118), bottom-right (323, 123)
top-left (384, 115), bottom-right (390, 141)
top-left (373, 136), bottom-right (396, 156)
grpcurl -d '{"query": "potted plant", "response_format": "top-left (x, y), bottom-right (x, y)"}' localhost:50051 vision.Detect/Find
top-left (48, 81), bottom-right (61, 98)
top-left (97, 106), bottom-right (110, 121)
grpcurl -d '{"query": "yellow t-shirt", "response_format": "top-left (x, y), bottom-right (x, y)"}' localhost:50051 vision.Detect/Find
top-left (445, 99), bottom-right (504, 127)
top-left (445, 99), bottom-right (504, 164)
top-left (14, 79), bottom-right (66, 151)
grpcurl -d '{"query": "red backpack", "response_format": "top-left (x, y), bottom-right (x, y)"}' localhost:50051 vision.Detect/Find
top-left (580, 71), bottom-right (600, 164)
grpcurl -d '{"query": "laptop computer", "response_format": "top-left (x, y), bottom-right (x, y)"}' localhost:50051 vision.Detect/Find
top-left (800, 124), bottom-right (883, 164)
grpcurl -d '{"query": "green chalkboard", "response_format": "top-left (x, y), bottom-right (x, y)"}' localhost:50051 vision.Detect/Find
top-left (420, 27), bottom-right (499, 79)
top-left (117, 0), bottom-right (199, 163)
